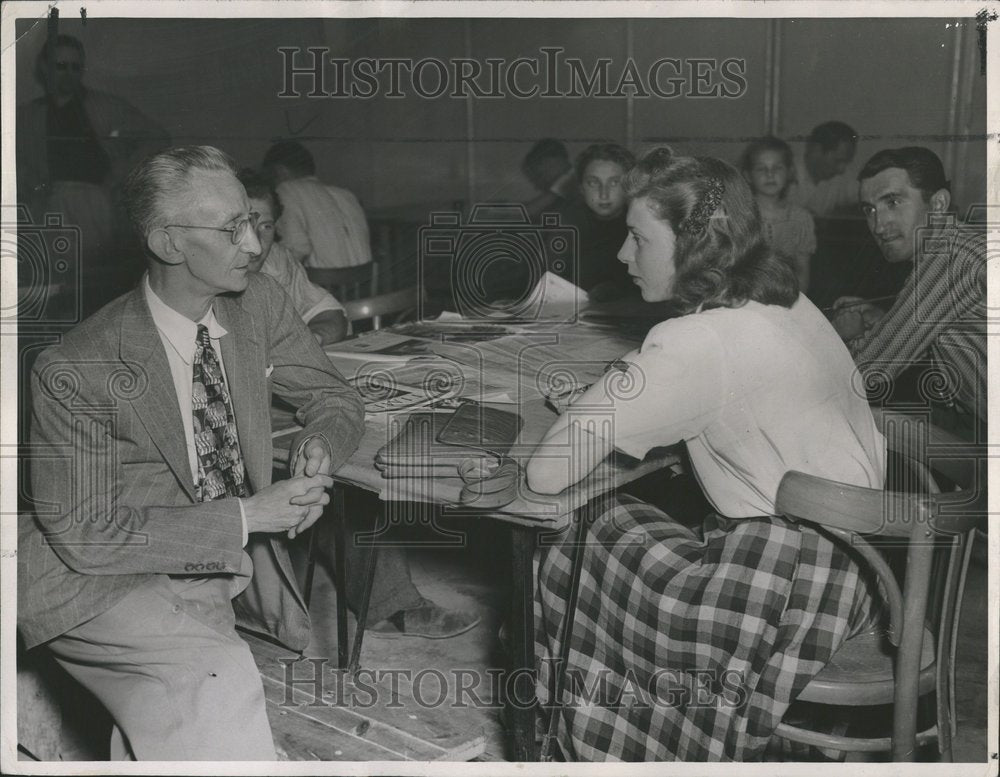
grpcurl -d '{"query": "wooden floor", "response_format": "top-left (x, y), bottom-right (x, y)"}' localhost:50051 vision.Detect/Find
top-left (16, 518), bottom-right (991, 763)
top-left (246, 634), bottom-right (485, 761)
top-left (285, 517), bottom-right (512, 760)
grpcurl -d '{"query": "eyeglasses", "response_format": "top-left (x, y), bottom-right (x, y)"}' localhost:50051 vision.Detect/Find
top-left (164, 212), bottom-right (260, 245)
top-left (55, 62), bottom-right (83, 73)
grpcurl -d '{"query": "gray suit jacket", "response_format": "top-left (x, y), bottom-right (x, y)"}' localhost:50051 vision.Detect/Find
top-left (18, 272), bottom-right (365, 650)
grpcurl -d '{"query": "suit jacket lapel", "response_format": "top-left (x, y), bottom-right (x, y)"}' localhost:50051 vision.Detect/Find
top-left (215, 295), bottom-right (269, 492)
top-left (119, 286), bottom-right (197, 501)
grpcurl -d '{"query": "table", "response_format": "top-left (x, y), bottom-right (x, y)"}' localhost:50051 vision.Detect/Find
top-left (273, 316), bottom-right (680, 760)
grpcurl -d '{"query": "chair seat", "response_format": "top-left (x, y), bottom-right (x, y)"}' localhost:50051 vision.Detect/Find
top-left (796, 627), bottom-right (936, 706)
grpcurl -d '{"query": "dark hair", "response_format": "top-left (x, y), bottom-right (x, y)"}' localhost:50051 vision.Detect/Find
top-left (574, 143), bottom-right (636, 181)
top-left (34, 34), bottom-right (85, 85)
top-left (123, 145), bottom-right (237, 248)
top-left (623, 147), bottom-right (799, 314)
top-left (739, 137), bottom-right (796, 196)
top-left (523, 138), bottom-right (569, 170)
top-left (262, 140), bottom-right (316, 177)
top-left (807, 121), bottom-right (858, 152)
top-left (857, 146), bottom-right (950, 199)
top-left (238, 168), bottom-right (283, 221)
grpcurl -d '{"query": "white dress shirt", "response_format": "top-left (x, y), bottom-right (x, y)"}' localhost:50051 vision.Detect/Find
top-left (144, 276), bottom-right (248, 546)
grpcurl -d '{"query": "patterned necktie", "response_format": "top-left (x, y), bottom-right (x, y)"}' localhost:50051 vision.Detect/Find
top-left (192, 324), bottom-right (249, 501)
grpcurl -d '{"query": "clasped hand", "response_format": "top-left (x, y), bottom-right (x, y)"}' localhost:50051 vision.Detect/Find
top-left (830, 296), bottom-right (885, 341)
top-left (243, 436), bottom-right (334, 539)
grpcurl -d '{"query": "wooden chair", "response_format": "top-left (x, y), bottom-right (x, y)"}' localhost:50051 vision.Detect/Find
top-left (342, 286), bottom-right (421, 331)
top-left (772, 409), bottom-right (985, 761)
top-left (305, 262), bottom-right (379, 302)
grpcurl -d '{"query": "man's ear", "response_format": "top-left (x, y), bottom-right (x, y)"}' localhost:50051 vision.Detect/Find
top-left (929, 188), bottom-right (951, 213)
top-left (147, 228), bottom-right (184, 266)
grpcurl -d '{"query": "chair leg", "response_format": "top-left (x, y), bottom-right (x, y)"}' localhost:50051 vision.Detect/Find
top-left (892, 536), bottom-right (936, 761)
top-left (938, 531), bottom-right (975, 762)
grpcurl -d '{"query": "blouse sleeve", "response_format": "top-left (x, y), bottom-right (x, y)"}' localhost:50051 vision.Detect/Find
top-left (567, 316), bottom-right (727, 460)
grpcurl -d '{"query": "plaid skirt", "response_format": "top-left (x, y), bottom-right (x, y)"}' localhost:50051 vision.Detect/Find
top-left (534, 495), bottom-right (877, 761)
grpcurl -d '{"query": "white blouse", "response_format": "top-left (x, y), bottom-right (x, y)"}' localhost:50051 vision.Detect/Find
top-left (579, 294), bottom-right (886, 517)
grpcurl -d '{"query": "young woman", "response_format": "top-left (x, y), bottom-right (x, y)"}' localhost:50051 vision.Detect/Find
top-left (554, 143), bottom-right (637, 302)
top-left (525, 148), bottom-right (885, 761)
top-left (740, 137), bottom-right (816, 293)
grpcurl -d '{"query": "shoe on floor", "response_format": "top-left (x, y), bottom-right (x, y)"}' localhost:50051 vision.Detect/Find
top-left (368, 598), bottom-right (481, 639)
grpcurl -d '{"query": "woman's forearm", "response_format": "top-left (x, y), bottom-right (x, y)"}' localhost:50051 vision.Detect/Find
top-left (526, 411), bottom-right (615, 494)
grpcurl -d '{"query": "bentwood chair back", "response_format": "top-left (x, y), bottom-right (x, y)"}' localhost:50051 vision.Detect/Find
top-left (772, 409), bottom-right (984, 761)
top-left (305, 262), bottom-right (379, 303)
top-left (342, 286), bottom-right (421, 332)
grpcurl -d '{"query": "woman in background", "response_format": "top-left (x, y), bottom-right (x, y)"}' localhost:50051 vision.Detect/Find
top-left (526, 148), bottom-right (883, 761)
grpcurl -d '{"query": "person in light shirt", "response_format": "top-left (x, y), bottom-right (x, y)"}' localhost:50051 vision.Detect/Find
top-left (239, 169), bottom-right (348, 346)
top-left (790, 121), bottom-right (859, 217)
top-left (262, 140), bottom-right (372, 269)
top-left (525, 147), bottom-right (884, 761)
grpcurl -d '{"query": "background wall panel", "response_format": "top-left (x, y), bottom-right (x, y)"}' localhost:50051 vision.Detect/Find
top-left (632, 18), bottom-right (770, 163)
top-left (13, 15), bottom-right (987, 216)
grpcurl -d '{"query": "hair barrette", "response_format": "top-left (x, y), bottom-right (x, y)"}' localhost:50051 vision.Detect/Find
top-left (679, 177), bottom-right (725, 236)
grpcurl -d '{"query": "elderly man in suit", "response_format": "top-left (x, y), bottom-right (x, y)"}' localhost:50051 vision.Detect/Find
top-left (18, 145), bottom-right (365, 760)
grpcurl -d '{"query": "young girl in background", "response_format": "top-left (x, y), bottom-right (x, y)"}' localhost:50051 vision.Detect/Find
top-left (741, 137), bottom-right (817, 293)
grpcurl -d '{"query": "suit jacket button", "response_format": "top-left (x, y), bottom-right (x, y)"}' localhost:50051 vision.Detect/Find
top-left (172, 604), bottom-right (181, 614)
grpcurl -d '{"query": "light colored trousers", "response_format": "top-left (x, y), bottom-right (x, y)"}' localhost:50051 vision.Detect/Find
top-left (46, 573), bottom-right (276, 761)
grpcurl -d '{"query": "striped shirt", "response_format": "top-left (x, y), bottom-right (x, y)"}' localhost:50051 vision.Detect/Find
top-left (847, 217), bottom-right (986, 421)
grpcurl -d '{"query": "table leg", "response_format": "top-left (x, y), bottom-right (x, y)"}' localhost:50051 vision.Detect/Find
top-left (333, 485), bottom-right (349, 670)
top-left (507, 525), bottom-right (539, 761)
top-left (347, 500), bottom-right (381, 676)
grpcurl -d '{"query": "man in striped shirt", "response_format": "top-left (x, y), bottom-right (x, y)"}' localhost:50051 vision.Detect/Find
top-left (831, 147), bottom-right (986, 440)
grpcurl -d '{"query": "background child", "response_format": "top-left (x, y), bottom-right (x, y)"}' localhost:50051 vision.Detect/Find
top-left (740, 137), bottom-right (817, 293)
top-left (554, 143), bottom-right (636, 302)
